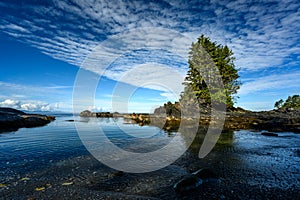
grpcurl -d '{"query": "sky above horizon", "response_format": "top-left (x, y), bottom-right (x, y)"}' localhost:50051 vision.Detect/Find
top-left (0, 0), bottom-right (300, 113)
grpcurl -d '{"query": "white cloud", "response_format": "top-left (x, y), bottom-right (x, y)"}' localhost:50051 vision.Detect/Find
top-left (0, 99), bottom-right (21, 108)
top-left (1, 0), bottom-right (300, 112)
top-left (108, 63), bottom-right (185, 93)
top-left (0, 1), bottom-right (299, 69)
top-left (80, 27), bottom-right (192, 91)
top-left (0, 23), bottom-right (30, 33)
top-left (1, 0), bottom-right (299, 74)
top-left (0, 81), bottom-right (73, 111)
top-left (239, 71), bottom-right (300, 95)
top-left (0, 99), bottom-right (58, 111)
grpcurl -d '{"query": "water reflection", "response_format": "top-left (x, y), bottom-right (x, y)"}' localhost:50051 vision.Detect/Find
top-left (1, 115), bottom-right (299, 193)
top-left (118, 117), bottom-right (236, 156)
top-left (175, 125), bottom-right (234, 155)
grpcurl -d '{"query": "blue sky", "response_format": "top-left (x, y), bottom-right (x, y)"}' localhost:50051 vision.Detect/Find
top-left (0, 0), bottom-right (300, 112)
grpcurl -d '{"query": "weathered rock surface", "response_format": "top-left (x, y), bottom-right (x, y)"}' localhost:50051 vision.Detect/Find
top-left (224, 108), bottom-right (300, 132)
top-left (79, 110), bottom-right (122, 118)
top-left (0, 107), bottom-right (55, 133)
top-left (79, 110), bottom-right (96, 117)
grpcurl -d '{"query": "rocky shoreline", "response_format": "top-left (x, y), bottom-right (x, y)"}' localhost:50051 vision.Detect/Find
top-left (223, 108), bottom-right (300, 133)
top-left (0, 107), bottom-right (55, 133)
top-left (98, 107), bottom-right (300, 133)
top-left (138, 103), bottom-right (299, 133)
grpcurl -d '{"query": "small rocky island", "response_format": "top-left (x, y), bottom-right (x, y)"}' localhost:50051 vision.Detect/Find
top-left (0, 107), bottom-right (55, 133)
top-left (80, 110), bottom-right (114, 118)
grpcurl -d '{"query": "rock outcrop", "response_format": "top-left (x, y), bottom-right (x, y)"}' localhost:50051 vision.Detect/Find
top-left (132, 104), bottom-right (300, 133)
top-left (0, 107), bottom-right (55, 133)
top-left (79, 110), bottom-right (121, 118)
top-left (79, 105), bottom-right (300, 133)
top-left (224, 108), bottom-right (300, 133)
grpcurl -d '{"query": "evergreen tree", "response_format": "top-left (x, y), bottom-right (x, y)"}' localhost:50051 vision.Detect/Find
top-left (274, 99), bottom-right (284, 109)
top-left (181, 35), bottom-right (240, 109)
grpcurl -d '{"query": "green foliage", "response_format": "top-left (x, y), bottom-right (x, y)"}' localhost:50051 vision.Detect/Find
top-left (181, 35), bottom-right (240, 109)
top-left (274, 99), bottom-right (284, 109)
top-left (163, 101), bottom-right (181, 117)
top-left (274, 95), bottom-right (300, 109)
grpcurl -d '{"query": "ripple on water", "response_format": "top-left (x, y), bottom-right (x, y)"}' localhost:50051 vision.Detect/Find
top-left (0, 116), bottom-right (172, 178)
top-left (1, 117), bottom-right (300, 193)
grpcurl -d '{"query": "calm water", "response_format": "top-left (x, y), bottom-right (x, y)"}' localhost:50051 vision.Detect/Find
top-left (0, 114), bottom-right (172, 179)
top-left (1, 114), bottom-right (300, 185)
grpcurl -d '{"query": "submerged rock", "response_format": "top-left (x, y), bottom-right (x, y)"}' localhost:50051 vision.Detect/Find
top-left (173, 174), bottom-right (203, 193)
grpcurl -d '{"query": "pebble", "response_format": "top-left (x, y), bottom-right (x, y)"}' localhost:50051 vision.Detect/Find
top-left (62, 182), bottom-right (74, 186)
top-left (35, 187), bottom-right (45, 191)
top-left (0, 183), bottom-right (8, 188)
top-left (20, 177), bottom-right (30, 181)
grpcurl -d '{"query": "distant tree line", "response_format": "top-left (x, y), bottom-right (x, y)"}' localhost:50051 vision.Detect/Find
top-left (274, 95), bottom-right (300, 109)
